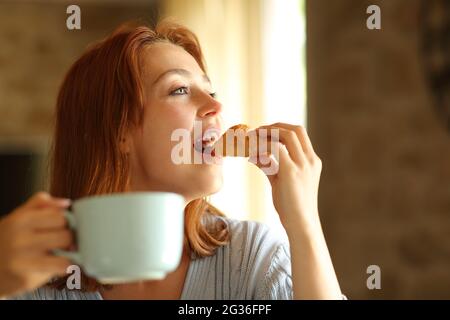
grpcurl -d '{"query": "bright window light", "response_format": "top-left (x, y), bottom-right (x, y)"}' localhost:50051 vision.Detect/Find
top-left (262, 0), bottom-right (306, 237)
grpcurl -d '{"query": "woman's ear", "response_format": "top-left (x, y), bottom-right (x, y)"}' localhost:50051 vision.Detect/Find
top-left (119, 134), bottom-right (132, 154)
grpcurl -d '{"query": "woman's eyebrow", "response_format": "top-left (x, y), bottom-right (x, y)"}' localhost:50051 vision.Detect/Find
top-left (152, 68), bottom-right (210, 86)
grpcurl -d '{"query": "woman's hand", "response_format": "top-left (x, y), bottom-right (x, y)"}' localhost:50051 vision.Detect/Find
top-left (0, 192), bottom-right (74, 299)
top-left (248, 123), bottom-right (323, 234)
top-left (248, 123), bottom-right (343, 299)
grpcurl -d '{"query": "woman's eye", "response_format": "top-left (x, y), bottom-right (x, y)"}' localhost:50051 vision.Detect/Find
top-left (170, 87), bottom-right (189, 96)
top-left (170, 86), bottom-right (217, 98)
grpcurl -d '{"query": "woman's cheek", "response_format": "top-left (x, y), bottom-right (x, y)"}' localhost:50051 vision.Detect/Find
top-left (165, 103), bottom-right (196, 128)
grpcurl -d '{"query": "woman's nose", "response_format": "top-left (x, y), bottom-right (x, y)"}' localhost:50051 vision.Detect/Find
top-left (198, 94), bottom-right (222, 118)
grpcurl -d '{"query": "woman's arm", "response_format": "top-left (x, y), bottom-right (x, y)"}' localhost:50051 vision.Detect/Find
top-left (248, 123), bottom-right (343, 300)
top-left (287, 217), bottom-right (342, 299)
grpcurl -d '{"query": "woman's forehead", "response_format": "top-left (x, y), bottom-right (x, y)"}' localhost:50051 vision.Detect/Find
top-left (141, 42), bottom-right (204, 82)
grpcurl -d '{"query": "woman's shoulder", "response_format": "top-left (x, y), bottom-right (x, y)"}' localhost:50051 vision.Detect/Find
top-left (216, 216), bottom-right (293, 299)
top-left (221, 216), bottom-right (289, 254)
top-left (202, 211), bottom-right (288, 252)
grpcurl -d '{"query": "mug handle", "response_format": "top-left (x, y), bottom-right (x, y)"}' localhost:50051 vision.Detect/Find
top-left (53, 211), bottom-right (81, 265)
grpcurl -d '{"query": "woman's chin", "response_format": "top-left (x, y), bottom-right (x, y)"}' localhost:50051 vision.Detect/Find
top-left (189, 167), bottom-right (223, 198)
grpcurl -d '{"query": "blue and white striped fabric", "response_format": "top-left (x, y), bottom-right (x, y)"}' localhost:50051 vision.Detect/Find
top-left (7, 217), bottom-right (308, 300)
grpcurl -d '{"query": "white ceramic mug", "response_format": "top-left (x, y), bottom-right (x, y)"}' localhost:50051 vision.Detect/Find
top-left (53, 192), bottom-right (185, 284)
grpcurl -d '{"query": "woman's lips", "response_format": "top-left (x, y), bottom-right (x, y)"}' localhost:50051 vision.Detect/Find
top-left (193, 126), bottom-right (222, 157)
top-left (193, 139), bottom-right (219, 157)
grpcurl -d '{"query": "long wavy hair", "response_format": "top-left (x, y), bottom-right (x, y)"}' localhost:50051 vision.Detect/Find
top-left (47, 19), bottom-right (229, 292)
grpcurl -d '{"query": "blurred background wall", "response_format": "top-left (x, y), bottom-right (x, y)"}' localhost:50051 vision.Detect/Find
top-left (0, 0), bottom-right (449, 299)
top-left (307, 0), bottom-right (450, 298)
top-left (0, 0), bottom-right (160, 215)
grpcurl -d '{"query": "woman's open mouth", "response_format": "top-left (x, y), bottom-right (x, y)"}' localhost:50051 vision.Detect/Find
top-left (193, 130), bottom-right (220, 158)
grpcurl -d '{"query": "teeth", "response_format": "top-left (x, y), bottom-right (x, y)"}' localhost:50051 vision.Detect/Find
top-left (202, 130), bottom-right (220, 143)
top-left (193, 128), bottom-right (221, 154)
top-left (202, 140), bottom-right (215, 147)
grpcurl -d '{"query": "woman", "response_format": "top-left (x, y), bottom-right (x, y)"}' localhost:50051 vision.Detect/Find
top-left (0, 20), bottom-right (344, 300)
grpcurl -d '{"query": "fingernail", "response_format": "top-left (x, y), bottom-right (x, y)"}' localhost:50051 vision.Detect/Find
top-left (57, 199), bottom-right (72, 206)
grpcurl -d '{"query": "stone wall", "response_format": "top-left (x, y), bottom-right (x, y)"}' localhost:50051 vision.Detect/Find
top-left (0, 1), bottom-right (157, 141)
top-left (0, 1), bottom-right (158, 210)
top-left (307, 0), bottom-right (450, 299)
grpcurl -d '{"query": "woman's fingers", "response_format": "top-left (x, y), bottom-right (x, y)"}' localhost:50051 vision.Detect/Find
top-left (24, 208), bottom-right (68, 231)
top-left (248, 142), bottom-right (292, 180)
top-left (12, 255), bottom-right (73, 275)
top-left (22, 192), bottom-right (71, 210)
top-left (257, 123), bottom-right (319, 164)
top-left (269, 123), bottom-right (316, 159)
top-left (11, 207), bottom-right (68, 232)
top-left (35, 230), bottom-right (74, 251)
top-left (11, 194), bottom-right (70, 232)
top-left (254, 125), bottom-right (305, 165)
top-left (15, 230), bottom-right (74, 252)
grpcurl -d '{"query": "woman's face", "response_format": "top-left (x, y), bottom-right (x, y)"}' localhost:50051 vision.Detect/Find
top-left (125, 42), bottom-right (224, 203)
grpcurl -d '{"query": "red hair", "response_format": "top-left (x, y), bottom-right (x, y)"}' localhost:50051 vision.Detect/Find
top-left (48, 20), bottom-right (229, 292)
